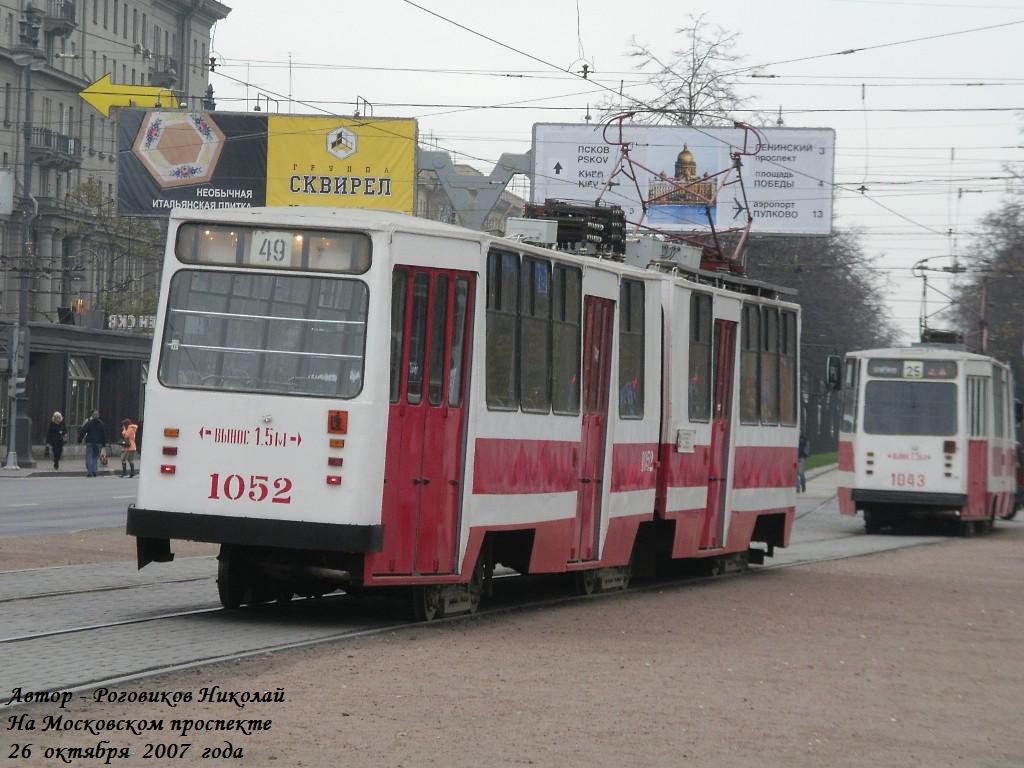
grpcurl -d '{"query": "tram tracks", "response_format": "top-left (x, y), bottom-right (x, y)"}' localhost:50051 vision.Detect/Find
top-left (0, 516), bottom-right (968, 704)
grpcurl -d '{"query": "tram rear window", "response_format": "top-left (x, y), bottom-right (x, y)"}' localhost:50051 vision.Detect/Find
top-left (863, 381), bottom-right (957, 436)
top-left (158, 270), bottom-right (368, 398)
top-left (175, 223), bottom-right (371, 274)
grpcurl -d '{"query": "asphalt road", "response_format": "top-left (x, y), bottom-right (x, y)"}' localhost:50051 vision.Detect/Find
top-left (0, 476), bottom-right (136, 536)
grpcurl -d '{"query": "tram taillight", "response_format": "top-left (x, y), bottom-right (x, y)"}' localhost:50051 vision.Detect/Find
top-left (943, 440), bottom-right (957, 454)
top-left (327, 410), bottom-right (348, 434)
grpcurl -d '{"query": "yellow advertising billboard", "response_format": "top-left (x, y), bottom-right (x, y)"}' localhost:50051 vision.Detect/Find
top-left (265, 116), bottom-right (416, 212)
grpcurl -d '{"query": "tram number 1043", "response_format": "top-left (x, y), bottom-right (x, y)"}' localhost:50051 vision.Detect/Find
top-left (890, 473), bottom-right (926, 489)
top-left (208, 473), bottom-right (293, 504)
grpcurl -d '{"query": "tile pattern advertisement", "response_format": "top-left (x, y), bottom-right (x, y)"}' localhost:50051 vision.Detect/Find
top-left (117, 111), bottom-right (416, 216)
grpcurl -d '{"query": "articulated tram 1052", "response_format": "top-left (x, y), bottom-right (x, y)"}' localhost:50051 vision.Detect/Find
top-left (127, 206), bottom-right (801, 619)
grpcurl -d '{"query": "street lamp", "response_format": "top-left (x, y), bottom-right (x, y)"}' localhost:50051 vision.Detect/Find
top-left (4, 2), bottom-right (45, 470)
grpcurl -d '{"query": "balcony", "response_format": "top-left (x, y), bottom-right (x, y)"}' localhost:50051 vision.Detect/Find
top-left (30, 127), bottom-right (82, 170)
top-left (149, 55), bottom-right (178, 89)
top-left (43, 0), bottom-right (77, 38)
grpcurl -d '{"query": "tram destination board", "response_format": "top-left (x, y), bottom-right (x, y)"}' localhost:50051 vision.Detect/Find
top-left (531, 123), bottom-right (835, 236)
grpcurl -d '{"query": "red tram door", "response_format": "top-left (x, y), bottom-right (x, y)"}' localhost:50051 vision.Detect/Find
top-left (701, 319), bottom-right (737, 549)
top-left (376, 268), bottom-right (475, 576)
top-left (574, 296), bottom-right (615, 561)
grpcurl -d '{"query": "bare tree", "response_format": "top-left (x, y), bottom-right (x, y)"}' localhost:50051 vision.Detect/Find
top-left (953, 198), bottom-right (1024, 400)
top-left (64, 180), bottom-right (166, 316)
top-left (604, 14), bottom-right (752, 126)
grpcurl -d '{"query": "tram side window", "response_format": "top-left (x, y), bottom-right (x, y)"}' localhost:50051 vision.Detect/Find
top-left (448, 278), bottom-right (470, 407)
top-left (739, 304), bottom-right (760, 424)
top-left (520, 257), bottom-right (552, 413)
top-left (968, 376), bottom-right (987, 437)
top-left (406, 273), bottom-right (429, 405)
top-left (779, 310), bottom-right (798, 426)
top-left (841, 357), bottom-right (859, 432)
top-left (993, 368), bottom-right (1005, 438)
top-left (427, 274), bottom-right (449, 406)
top-left (688, 292), bottom-right (712, 421)
top-left (389, 270), bottom-right (407, 403)
top-left (486, 250), bottom-right (519, 410)
top-left (760, 307), bottom-right (779, 424)
top-left (618, 279), bottom-right (644, 419)
top-left (552, 265), bottom-right (582, 415)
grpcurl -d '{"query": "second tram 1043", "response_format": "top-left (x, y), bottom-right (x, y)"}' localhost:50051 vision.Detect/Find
top-left (127, 206), bottom-right (801, 619)
top-left (833, 345), bottom-right (1020, 535)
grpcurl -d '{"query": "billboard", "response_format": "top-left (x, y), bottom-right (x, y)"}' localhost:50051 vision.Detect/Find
top-left (118, 111), bottom-right (417, 216)
top-left (531, 123), bottom-right (835, 236)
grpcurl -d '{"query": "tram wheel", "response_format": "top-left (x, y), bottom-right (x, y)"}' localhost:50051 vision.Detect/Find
top-left (575, 569), bottom-right (598, 596)
top-left (467, 560), bottom-right (485, 615)
top-left (217, 546), bottom-right (246, 610)
top-left (618, 564), bottom-right (632, 590)
top-left (412, 585), bottom-right (443, 622)
top-left (864, 510), bottom-right (881, 535)
top-left (959, 519), bottom-right (976, 538)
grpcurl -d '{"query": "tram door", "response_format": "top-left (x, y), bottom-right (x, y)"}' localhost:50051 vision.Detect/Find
top-left (378, 267), bottom-right (475, 575)
top-left (574, 296), bottom-right (615, 561)
top-left (701, 319), bottom-right (737, 549)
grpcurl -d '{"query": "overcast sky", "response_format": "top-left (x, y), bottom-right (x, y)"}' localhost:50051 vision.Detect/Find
top-left (209, 0), bottom-right (1024, 343)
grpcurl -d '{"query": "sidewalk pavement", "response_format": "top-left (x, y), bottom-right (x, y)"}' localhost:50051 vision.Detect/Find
top-left (0, 453), bottom-right (138, 478)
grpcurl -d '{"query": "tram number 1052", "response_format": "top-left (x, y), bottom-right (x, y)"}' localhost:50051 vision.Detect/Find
top-left (208, 473), bottom-right (293, 504)
top-left (890, 472), bottom-right (926, 489)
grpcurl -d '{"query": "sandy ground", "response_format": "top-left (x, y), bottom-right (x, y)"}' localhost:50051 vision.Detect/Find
top-left (4, 526), bottom-right (1024, 767)
top-left (0, 528), bottom-right (217, 570)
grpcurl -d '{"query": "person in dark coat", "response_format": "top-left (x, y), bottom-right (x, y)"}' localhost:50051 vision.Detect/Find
top-left (77, 410), bottom-right (107, 477)
top-left (797, 433), bottom-right (810, 493)
top-left (46, 411), bottom-right (68, 470)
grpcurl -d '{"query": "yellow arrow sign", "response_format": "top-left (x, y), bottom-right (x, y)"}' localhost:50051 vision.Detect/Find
top-left (79, 73), bottom-right (177, 118)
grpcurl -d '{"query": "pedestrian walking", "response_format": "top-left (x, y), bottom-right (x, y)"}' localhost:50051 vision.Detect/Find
top-left (78, 410), bottom-right (107, 477)
top-left (120, 418), bottom-right (138, 478)
top-left (797, 432), bottom-right (810, 493)
top-left (46, 412), bottom-right (68, 470)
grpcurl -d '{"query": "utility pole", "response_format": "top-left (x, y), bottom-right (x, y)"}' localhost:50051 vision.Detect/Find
top-left (4, 3), bottom-right (43, 470)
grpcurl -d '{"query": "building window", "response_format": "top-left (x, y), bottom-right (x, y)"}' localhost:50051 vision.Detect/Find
top-left (113, 1), bottom-right (118, 34)
top-left (123, 5), bottom-right (128, 38)
top-left (486, 250), bottom-right (519, 410)
top-left (688, 292), bottom-right (712, 421)
top-left (68, 357), bottom-right (96, 437)
top-left (618, 279), bottom-right (644, 419)
top-left (132, 8), bottom-right (138, 44)
top-left (3, 83), bottom-right (10, 127)
top-left (103, 0), bottom-right (109, 29)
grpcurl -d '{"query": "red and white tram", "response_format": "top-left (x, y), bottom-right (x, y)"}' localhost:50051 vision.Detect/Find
top-left (128, 207), bottom-right (801, 618)
top-left (834, 346), bottom-right (1018, 534)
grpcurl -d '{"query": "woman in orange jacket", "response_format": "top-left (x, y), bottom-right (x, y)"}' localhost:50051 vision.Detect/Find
top-left (120, 418), bottom-right (138, 478)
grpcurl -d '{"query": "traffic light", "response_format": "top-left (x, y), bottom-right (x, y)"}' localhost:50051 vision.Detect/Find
top-left (7, 377), bottom-right (25, 401)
